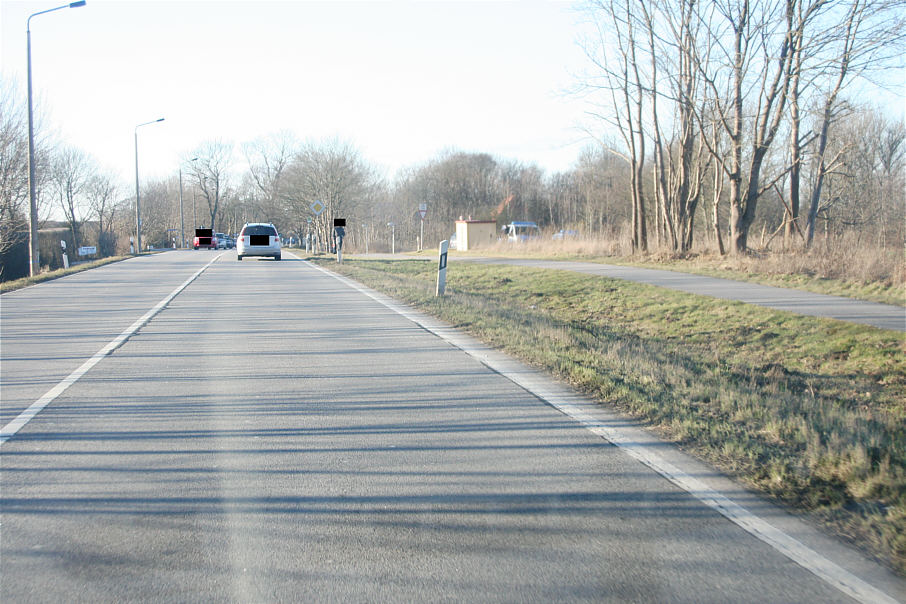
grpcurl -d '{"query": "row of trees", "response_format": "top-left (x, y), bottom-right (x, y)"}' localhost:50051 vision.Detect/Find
top-left (221, 109), bottom-right (903, 257)
top-left (580, 0), bottom-right (905, 254)
top-left (2, 0), bottom-right (904, 279)
top-left (1, 99), bottom-right (902, 280)
top-left (1, 79), bottom-right (123, 275)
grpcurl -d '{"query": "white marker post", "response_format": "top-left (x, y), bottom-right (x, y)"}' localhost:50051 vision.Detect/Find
top-left (61, 240), bottom-right (69, 269)
top-left (436, 239), bottom-right (448, 297)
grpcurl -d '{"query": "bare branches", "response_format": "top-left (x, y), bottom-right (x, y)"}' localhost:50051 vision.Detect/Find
top-left (0, 79), bottom-right (30, 258)
top-left (186, 140), bottom-right (234, 229)
top-left (576, 0), bottom-right (904, 255)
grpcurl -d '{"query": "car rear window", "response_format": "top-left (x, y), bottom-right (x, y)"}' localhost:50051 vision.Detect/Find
top-left (241, 225), bottom-right (277, 236)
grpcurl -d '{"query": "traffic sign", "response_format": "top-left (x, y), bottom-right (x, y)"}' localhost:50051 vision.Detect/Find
top-left (310, 200), bottom-right (325, 215)
top-left (418, 203), bottom-right (427, 219)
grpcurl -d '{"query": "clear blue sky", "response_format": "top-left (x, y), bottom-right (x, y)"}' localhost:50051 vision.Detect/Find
top-left (2, 0), bottom-right (594, 186)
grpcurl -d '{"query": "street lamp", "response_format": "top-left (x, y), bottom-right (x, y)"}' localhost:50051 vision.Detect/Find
top-left (178, 166), bottom-right (185, 248)
top-left (134, 117), bottom-right (164, 253)
top-left (26, 0), bottom-right (87, 277)
top-left (189, 156), bottom-right (199, 229)
top-left (177, 156), bottom-right (199, 247)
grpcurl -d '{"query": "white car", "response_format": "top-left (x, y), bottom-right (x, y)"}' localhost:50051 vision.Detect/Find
top-left (237, 223), bottom-right (281, 261)
top-left (503, 221), bottom-right (541, 243)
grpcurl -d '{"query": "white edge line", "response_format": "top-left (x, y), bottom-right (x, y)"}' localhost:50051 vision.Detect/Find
top-left (0, 254), bottom-right (223, 446)
top-left (305, 259), bottom-right (900, 604)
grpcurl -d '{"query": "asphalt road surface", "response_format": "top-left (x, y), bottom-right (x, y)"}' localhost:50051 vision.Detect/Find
top-left (2, 251), bottom-right (903, 603)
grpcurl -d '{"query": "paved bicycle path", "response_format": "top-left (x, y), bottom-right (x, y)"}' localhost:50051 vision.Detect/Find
top-left (361, 254), bottom-right (904, 332)
top-left (459, 257), bottom-right (906, 331)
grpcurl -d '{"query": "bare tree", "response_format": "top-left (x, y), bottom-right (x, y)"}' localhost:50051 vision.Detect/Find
top-left (641, 0), bottom-right (710, 253)
top-left (282, 139), bottom-right (379, 249)
top-left (802, 0), bottom-right (906, 246)
top-left (187, 140), bottom-right (234, 229)
top-left (816, 107), bottom-right (906, 244)
top-left (242, 130), bottom-right (297, 225)
top-left (0, 79), bottom-right (30, 263)
top-left (49, 145), bottom-right (94, 251)
top-left (1, 77), bottom-right (53, 273)
top-left (693, 0), bottom-right (796, 255)
top-left (572, 146), bottom-right (631, 235)
top-left (85, 172), bottom-right (118, 256)
top-left (783, 0), bottom-right (833, 244)
top-left (580, 0), bottom-right (649, 252)
top-left (576, 0), bottom-right (905, 255)
top-left (136, 176), bottom-right (186, 249)
top-left (705, 114), bottom-right (729, 255)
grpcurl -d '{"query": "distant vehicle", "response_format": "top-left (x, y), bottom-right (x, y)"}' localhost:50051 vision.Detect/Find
top-left (502, 221), bottom-right (541, 243)
top-left (237, 222), bottom-right (281, 261)
top-left (193, 228), bottom-right (217, 250)
top-left (214, 233), bottom-right (234, 249)
top-left (552, 229), bottom-right (579, 240)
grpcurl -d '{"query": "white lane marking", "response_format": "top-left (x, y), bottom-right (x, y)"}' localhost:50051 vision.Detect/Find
top-left (306, 259), bottom-right (900, 604)
top-left (0, 254), bottom-right (223, 445)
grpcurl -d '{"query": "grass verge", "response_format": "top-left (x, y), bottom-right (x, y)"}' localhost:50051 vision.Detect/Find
top-left (0, 256), bottom-right (129, 294)
top-left (436, 238), bottom-right (905, 306)
top-left (312, 256), bottom-right (906, 576)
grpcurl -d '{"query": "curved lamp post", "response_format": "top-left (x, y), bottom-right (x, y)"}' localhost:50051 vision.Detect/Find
top-left (189, 156), bottom-right (199, 229)
top-left (134, 118), bottom-right (164, 253)
top-left (26, 0), bottom-right (87, 277)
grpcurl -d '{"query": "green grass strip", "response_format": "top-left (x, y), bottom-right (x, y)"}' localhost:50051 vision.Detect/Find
top-left (313, 256), bottom-right (906, 576)
top-left (440, 248), bottom-right (905, 307)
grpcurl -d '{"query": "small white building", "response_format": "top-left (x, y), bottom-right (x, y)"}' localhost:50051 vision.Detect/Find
top-left (454, 219), bottom-right (497, 251)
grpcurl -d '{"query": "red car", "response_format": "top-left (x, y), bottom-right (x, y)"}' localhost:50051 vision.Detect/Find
top-left (193, 228), bottom-right (218, 250)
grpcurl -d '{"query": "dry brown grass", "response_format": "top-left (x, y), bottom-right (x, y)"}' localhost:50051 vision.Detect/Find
top-left (679, 232), bottom-right (905, 287)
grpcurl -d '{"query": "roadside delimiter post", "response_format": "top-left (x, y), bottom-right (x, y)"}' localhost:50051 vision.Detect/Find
top-left (436, 239), bottom-right (448, 297)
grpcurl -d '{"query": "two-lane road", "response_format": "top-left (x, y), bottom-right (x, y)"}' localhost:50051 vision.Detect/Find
top-left (1, 251), bottom-right (902, 602)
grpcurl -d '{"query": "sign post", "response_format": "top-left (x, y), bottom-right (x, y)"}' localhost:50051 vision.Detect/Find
top-left (309, 202), bottom-right (325, 254)
top-left (418, 203), bottom-right (427, 251)
top-left (436, 239), bottom-right (448, 297)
